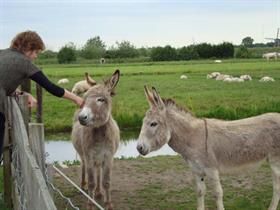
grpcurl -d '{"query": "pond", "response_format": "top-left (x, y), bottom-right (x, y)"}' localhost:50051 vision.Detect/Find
top-left (45, 139), bottom-right (177, 163)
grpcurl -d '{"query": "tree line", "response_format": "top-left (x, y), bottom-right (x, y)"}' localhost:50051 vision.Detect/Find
top-left (38, 36), bottom-right (276, 63)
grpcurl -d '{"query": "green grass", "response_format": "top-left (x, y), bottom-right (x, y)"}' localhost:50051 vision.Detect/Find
top-left (53, 156), bottom-right (280, 210)
top-left (28, 58), bottom-right (280, 139)
top-left (116, 156), bottom-right (280, 210)
top-left (0, 167), bottom-right (11, 210)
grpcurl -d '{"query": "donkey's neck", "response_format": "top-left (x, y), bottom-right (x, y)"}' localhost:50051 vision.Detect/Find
top-left (89, 115), bottom-right (114, 137)
top-left (167, 109), bottom-right (205, 157)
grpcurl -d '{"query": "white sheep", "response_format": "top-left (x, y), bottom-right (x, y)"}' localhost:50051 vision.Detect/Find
top-left (263, 52), bottom-right (278, 60)
top-left (216, 74), bottom-right (231, 81)
top-left (240, 75), bottom-right (252, 81)
top-left (57, 78), bottom-right (69, 84)
top-left (71, 72), bottom-right (96, 95)
top-left (207, 72), bottom-right (221, 79)
top-left (214, 60), bottom-right (222, 63)
top-left (223, 77), bottom-right (244, 83)
top-left (259, 76), bottom-right (275, 82)
top-left (180, 75), bottom-right (188, 79)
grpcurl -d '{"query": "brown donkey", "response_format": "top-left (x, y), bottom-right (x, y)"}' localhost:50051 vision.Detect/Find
top-left (137, 86), bottom-right (280, 210)
top-left (72, 70), bottom-right (120, 210)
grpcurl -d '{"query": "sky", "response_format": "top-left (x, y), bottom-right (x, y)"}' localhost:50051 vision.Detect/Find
top-left (1, 0), bottom-right (280, 51)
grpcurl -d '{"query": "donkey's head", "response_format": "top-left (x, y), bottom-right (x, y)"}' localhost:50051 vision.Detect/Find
top-left (137, 86), bottom-right (171, 156)
top-left (78, 70), bottom-right (120, 127)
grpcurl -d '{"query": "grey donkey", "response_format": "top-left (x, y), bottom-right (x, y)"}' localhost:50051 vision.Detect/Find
top-left (137, 85), bottom-right (280, 210)
top-left (72, 70), bottom-right (120, 210)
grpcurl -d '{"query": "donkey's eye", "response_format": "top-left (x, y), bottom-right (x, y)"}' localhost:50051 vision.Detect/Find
top-left (97, 98), bottom-right (105, 102)
top-left (150, 122), bottom-right (158, 127)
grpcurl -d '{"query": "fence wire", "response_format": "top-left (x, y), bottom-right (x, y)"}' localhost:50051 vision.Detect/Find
top-left (11, 144), bottom-right (27, 210)
top-left (44, 153), bottom-right (80, 210)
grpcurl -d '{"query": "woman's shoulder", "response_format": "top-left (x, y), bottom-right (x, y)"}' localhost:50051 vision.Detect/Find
top-left (1, 48), bottom-right (30, 64)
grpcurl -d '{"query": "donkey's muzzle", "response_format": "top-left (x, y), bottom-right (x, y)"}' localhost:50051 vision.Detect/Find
top-left (78, 114), bottom-right (89, 126)
top-left (137, 144), bottom-right (148, 156)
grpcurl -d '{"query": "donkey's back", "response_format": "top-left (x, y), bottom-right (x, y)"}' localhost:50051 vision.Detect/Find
top-left (208, 113), bottom-right (280, 169)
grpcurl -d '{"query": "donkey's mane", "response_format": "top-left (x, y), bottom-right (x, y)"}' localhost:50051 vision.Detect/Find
top-left (162, 98), bottom-right (193, 116)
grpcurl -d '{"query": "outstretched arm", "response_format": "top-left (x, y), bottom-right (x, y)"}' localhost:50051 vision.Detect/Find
top-left (30, 71), bottom-right (84, 107)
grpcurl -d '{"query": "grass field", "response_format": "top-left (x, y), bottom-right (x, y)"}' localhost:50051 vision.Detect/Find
top-left (1, 58), bottom-right (280, 209)
top-left (32, 58), bottom-right (280, 139)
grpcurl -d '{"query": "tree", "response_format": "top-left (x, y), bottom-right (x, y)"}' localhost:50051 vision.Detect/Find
top-left (195, 43), bottom-right (213, 59)
top-left (235, 45), bottom-right (251, 58)
top-left (38, 50), bottom-right (57, 59)
top-left (115, 41), bottom-right (138, 58)
top-left (81, 36), bottom-right (106, 59)
top-left (150, 45), bottom-right (177, 61)
top-left (242, 36), bottom-right (254, 47)
top-left (177, 46), bottom-right (199, 60)
top-left (212, 42), bottom-right (234, 58)
top-left (57, 43), bottom-right (77, 64)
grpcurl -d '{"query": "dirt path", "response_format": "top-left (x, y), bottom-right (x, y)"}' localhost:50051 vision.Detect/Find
top-left (53, 156), bottom-right (275, 210)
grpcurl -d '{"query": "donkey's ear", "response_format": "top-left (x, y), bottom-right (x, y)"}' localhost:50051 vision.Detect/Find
top-left (151, 86), bottom-right (165, 110)
top-left (144, 85), bottom-right (156, 107)
top-left (105, 69), bottom-right (120, 96)
top-left (85, 72), bottom-right (96, 86)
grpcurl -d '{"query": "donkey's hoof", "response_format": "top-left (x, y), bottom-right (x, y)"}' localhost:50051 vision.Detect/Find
top-left (105, 202), bottom-right (113, 210)
top-left (87, 202), bottom-right (94, 210)
top-left (81, 182), bottom-right (87, 191)
top-left (94, 192), bottom-right (103, 200)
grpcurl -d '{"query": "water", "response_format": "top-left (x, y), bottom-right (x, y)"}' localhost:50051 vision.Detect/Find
top-left (45, 139), bottom-right (177, 163)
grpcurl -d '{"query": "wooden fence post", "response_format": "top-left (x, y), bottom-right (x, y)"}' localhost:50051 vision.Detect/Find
top-left (36, 84), bottom-right (43, 123)
top-left (28, 123), bottom-right (46, 178)
top-left (18, 95), bottom-right (29, 131)
top-left (3, 98), bottom-right (12, 209)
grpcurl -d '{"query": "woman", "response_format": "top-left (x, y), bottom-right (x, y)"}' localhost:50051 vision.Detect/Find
top-left (0, 30), bottom-right (84, 160)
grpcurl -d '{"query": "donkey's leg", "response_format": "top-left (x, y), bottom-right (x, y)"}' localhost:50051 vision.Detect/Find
top-left (81, 158), bottom-right (87, 190)
top-left (206, 168), bottom-right (224, 210)
top-left (194, 173), bottom-right (206, 210)
top-left (94, 165), bottom-right (103, 200)
top-left (268, 156), bottom-right (280, 210)
top-left (87, 162), bottom-right (97, 210)
top-left (102, 158), bottom-right (113, 210)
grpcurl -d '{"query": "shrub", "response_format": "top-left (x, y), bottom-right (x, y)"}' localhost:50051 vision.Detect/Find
top-left (177, 46), bottom-right (199, 60)
top-left (235, 46), bottom-right (251, 58)
top-left (57, 44), bottom-right (77, 64)
top-left (115, 41), bottom-right (139, 58)
top-left (212, 42), bottom-right (234, 58)
top-left (195, 43), bottom-right (213, 59)
top-left (80, 36), bottom-right (106, 59)
top-left (151, 45), bottom-right (177, 61)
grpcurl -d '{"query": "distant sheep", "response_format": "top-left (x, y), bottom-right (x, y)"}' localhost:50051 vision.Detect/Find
top-left (240, 75), bottom-right (252, 81)
top-left (214, 60), bottom-right (222, 63)
top-left (263, 52), bottom-right (278, 60)
top-left (207, 72), bottom-right (221, 79)
top-left (71, 72), bottom-right (96, 95)
top-left (57, 78), bottom-right (69, 84)
top-left (216, 74), bottom-right (231, 81)
top-left (100, 58), bottom-right (106, 64)
top-left (259, 76), bottom-right (275, 82)
top-left (223, 77), bottom-right (244, 83)
top-left (180, 75), bottom-right (188, 79)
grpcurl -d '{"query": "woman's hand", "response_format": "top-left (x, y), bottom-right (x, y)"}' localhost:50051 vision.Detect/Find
top-left (75, 97), bottom-right (85, 108)
top-left (26, 93), bottom-right (37, 108)
top-left (62, 89), bottom-right (84, 108)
